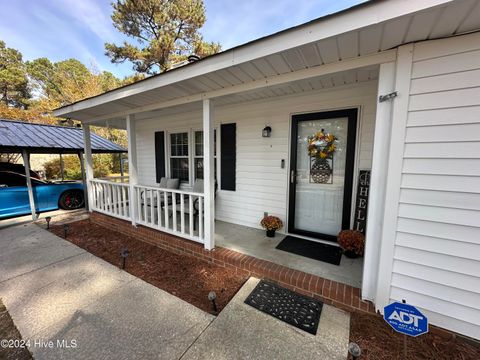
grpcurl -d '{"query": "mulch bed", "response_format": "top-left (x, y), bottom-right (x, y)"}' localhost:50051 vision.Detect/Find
top-left (0, 299), bottom-right (33, 360)
top-left (349, 311), bottom-right (480, 359)
top-left (49, 219), bottom-right (248, 314)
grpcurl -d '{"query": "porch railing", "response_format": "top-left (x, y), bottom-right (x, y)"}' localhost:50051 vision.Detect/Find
top-left (89, 179), bottom-right (205, 244)
top-left (133, 184), bottom-right (204, 243)
top-left (90, 179), bottom-right (131, 221)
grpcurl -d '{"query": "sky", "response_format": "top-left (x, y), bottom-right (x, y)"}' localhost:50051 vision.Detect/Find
top-left (0, 0), bottom-right (366, 78)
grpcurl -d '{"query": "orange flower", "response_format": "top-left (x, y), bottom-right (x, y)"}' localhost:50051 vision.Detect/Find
top-left (260, 216), bottom-right (283, 231)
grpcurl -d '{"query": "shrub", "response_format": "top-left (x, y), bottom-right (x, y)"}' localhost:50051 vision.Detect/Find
top-left (43, 154), bottom-right (111, 180)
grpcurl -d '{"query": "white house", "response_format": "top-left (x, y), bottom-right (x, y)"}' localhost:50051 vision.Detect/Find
top-left (53, 0), bottom-right (480, 340)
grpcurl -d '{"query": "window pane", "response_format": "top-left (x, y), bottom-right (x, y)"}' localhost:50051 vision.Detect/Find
top-left (170, 158), bottom-right (189, 182)
top-left (170, 133), bottom-right (188, 156)
top-left (194, 158), bottom-right (217, 180)
top-left (195, 131), bottom-right (203, 156)
top-left (195, 130), bottom-right (217, 156)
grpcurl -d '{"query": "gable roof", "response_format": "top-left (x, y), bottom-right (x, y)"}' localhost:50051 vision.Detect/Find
top-left (0, 119), bottom-right (126, 154)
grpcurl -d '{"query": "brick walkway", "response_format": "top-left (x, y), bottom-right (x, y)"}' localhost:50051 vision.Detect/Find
top-left (91, 212), bottom-right (375, 314)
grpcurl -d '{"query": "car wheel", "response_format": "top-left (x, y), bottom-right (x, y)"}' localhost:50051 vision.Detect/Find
top-left (59, 190), bottom-right (85, 210)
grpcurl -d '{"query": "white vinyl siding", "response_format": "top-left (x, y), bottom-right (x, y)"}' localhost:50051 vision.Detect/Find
top-left (388, 32), bottom-right (480, 339)
top-left (134, 81), bottom-right (377, 230)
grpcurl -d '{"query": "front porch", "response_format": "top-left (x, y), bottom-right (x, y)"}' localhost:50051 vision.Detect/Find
top-left (89, 178), bottom-right (362, 288)
top-left (216, 221), bottom-right (363, 288)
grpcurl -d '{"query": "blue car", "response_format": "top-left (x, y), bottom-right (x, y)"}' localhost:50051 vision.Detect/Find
top-left (0, 171), bottom-right (85, 219)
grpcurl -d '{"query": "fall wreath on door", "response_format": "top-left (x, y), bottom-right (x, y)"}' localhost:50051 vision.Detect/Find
top-left (307, 129), bottom-right (337, 184)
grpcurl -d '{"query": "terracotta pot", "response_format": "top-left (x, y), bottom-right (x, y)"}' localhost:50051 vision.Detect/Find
top-left (266, 229), bottom-right (276, 238)
top-left (344, 250), bottom-right (360, 258)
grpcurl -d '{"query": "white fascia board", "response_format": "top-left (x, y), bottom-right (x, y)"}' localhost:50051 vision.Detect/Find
top-left (53, 0), bottom-right (453, 118)
top-left (79, 49), bottom-right (396, 123)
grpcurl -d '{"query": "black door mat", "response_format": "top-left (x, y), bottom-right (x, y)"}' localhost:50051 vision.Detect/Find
top-left (275, 235), bottom-right (342, 265)
top-left (244, 280), bottom-right (323, 335)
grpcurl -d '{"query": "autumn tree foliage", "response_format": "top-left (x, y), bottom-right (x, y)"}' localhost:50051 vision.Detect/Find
top-left (105, 0), bottom-right (221, 74)
top-left (0, 41), bottom-right (30, 108)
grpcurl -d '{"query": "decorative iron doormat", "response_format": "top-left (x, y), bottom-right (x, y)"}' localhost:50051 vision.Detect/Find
top-left (244, 280), bottom-right (323, 335)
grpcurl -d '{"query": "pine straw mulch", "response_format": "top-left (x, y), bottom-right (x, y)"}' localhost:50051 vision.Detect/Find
top-left (0, 299), bottom-right (33, 360)
top-left (49, 219), bottom-right (248, 314)
top-left (349, 311), bottom-right (480, 360)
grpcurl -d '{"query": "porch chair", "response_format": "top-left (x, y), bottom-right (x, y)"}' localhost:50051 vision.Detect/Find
top-left (140, 177), bottom-right (180, 208)
top-left (176, 179), bottom-right (217, 231)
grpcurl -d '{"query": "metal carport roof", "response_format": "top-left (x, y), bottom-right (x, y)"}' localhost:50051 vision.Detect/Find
top-left (0, 119), bottom-right (126, 154)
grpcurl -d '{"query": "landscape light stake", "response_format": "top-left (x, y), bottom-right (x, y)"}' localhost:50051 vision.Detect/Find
top-left (348, 342), bottom-right (361, 360)
top-left (120, 248), bottom-right (129, 270)
top-left (63, 224), bottom-right (69, 238)
top-left (45, 216), bottom-right (52, 229)
top-left (208, 291), bottom-right (218, 313)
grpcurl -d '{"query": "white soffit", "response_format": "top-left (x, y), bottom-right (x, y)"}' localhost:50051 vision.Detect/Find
top-left (53, 0), bottom-right (480, 122)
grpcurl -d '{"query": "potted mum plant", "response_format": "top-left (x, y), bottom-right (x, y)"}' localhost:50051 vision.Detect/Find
top-left (260, 216), bottom-right (283, 238)
top-left (337, 230), bottom-right (365, 258)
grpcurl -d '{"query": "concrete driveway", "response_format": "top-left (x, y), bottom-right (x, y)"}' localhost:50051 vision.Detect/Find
top-left (0, 222), bottom-right (349, 359)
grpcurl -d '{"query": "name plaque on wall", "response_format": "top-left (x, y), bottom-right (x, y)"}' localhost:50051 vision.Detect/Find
top-left (353, 170), bottom-right (370, 234)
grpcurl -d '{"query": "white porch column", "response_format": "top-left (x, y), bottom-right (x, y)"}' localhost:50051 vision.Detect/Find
top-left (78, 151), bottom-right (87, 210)
top-left (22, 150), bottom-right (37, 220)
top-left (83, 124), bottom-right (94, 212)
top-left (126, 114), bottom-right (138, 226)
top-left (203, 99), bottom-right (215, 250)
top-left (362, 61), bottom-right (396, 302)
top-left (375, 44), bottom-right (414, 311)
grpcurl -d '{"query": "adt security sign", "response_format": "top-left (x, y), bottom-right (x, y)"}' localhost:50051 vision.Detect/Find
top-left (384, 302), bottom-right (428, 337)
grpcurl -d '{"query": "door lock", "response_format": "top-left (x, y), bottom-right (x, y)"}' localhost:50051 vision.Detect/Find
top-left (290, 170), bottom-right (296, 184)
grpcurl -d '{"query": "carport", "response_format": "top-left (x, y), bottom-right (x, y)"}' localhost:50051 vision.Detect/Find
top-left (0, 119), bottom-right (126, 220)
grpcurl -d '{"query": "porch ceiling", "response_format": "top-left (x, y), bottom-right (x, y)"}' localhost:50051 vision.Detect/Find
top-left (86, 65), bottom-right (379, 126)
top-left (53, 0), bottom-right (480, 125)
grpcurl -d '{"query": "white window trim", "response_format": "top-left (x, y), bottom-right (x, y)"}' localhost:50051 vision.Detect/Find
top-left (193, 128), bottom-right (218, 182)
top-left (166, 128), bottom-right (220, 188)
top-left (167, 130), bottom-right (191, 185)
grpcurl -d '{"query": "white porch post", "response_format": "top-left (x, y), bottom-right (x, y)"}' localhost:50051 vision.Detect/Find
top-left (375, 44), bottom-right (414, 311)
top-left (203, 99), bottom-right (215, 250)
top-left (126, 114), bottom-right (138, 225)
top-left (83, 124), bottom-right (94, 212)
top-left (78, 151), bottom-right (87, 209)
top-left (22, 150), bottom-right (37, 220)
top-left (362, 61), bottom-right (396, 302)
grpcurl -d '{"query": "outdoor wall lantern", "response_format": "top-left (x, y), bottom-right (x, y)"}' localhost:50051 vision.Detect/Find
top-left (262, 125), bottom-right (272, 138)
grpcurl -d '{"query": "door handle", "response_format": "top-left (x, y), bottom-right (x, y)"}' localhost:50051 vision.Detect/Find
top-left (290, 170), bottom-right (295, 184)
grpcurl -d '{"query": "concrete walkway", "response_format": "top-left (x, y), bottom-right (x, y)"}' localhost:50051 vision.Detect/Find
top-left (0, 223), bottom-right (349, 359)
top-left (0, 223), bottom-right (214, 359)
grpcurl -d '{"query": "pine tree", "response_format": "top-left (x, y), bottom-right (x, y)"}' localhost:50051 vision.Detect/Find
top-left (105, 0), bottom-right (221, 74)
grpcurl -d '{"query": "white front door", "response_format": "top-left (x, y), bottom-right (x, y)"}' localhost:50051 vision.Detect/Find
top-left (289, 109), bottom-right (357, 241)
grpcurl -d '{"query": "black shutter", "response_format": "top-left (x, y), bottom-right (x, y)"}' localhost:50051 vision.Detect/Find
top-left (220, 123), bottom-right (236, 191)
top-left (155, 131), bottom-right (166, 183)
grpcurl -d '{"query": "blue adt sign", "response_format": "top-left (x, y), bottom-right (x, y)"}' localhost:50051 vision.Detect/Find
top-left (384, 302), bottom-right (428, 337)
